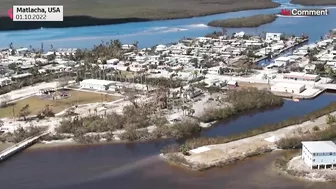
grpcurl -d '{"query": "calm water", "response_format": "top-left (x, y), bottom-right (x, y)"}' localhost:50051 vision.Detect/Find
top-left (203, 92), bottom-right (336, 137)
top-left (1, 144), bottom-right (335, 189)
top-left (2, 0), bottom-right (336, 188)
top-left (0, 0), bottom-right (335, 49)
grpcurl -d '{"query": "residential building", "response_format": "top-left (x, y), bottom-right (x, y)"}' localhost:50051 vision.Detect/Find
top-left (301, 141), bottom-right (336, 169)
top-left (283, 72), bottom-right (320, 82)
top-left (266, 33), bottom-right (282, 42)
top-left (274, 57), bottom-right (290, 67)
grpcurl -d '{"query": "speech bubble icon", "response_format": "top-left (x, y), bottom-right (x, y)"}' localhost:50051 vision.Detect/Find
top-left (8, 8), bottom-right (13, 19)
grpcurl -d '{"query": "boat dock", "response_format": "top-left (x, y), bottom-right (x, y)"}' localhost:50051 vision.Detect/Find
top-left (0, 132), bottom-right (49, 162)
top-left (256, 38), bottom-right (309, 65)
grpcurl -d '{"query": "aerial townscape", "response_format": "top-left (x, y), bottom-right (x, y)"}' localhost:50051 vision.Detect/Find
top-left (2, 0), bottom-right (336, 188)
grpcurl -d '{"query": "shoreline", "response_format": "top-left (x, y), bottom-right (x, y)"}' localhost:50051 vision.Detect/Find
top-left (0, 3), bottom-right (281, 31)
top-left (160, 110), bottom-right (336, 171)
top-left (274, 154), bottom-right (336, 182)
top-left (207, 14), bottom-right (278, 28)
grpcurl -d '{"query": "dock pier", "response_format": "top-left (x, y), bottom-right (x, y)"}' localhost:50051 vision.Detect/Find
top-left (255, 38), bottom-right (309, 65)
top-left (0, 132), bottom-right (49, 162)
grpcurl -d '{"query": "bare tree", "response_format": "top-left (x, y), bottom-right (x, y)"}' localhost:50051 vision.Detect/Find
top-left (19, 104), bottom-right (30, 121)
top-left (124, 87), bottom-right (138, 108)
top-left (57, 77), bottom-right (70, 89)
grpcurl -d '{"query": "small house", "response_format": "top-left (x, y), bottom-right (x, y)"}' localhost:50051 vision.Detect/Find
top-left (266, 33), bottom-right (282, 42)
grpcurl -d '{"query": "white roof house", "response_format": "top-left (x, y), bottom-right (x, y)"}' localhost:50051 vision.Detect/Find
top-left (80, 79), bottom-right (115, 91)
top-left (274, 57), bottom-right (290, 67)
top-left (266, 33), bottom-right (282, 42)
top-left (301, 141), bottom-right (336, 169)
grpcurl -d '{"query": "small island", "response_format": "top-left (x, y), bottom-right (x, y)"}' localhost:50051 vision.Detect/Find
top-left (291, 0), bottom-right (336, 6)
top-left (207, 14), bottom-right (278, 28)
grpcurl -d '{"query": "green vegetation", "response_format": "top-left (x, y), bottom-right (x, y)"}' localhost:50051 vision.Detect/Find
top-left (208, 14), bottom-right (278, 28)
top-left (0, 126), bottom-right (47, 143)
top-left (56, 103), bottom-right (200, 143)
top-left (0, 0), bottom-right (280, 31)
top-left (200, 88), bottom-right (284, 123)
top-left (163, 100), bottom-right (336, 152)
top-left (291, 0), bottom-right (336, 5)
top-left (276, 115), bottom-right (336, 149)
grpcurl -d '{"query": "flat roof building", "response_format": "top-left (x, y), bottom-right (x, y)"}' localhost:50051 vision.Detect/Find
top-left (80, 79), bottom-right (115, 91)
top-left (283, 72), bottom-right (320, 82)
top-left (302, 141), bottom-right (336, 169)
top-left (271, 82), bottom-right (305, 94)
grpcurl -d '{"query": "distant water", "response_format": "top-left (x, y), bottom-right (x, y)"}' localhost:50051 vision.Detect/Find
top-left (0, 0), bottom-right (335, 49)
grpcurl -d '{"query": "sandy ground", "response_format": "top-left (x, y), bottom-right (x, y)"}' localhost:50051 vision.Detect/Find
top-left (286, 156), bottom-right (336, 182)
top-left (238, 81), bottom-right (270, 90)
top-left (0, 82), bottom-right (58, 102)
top-left (177, 111), bottom-right (336, 169)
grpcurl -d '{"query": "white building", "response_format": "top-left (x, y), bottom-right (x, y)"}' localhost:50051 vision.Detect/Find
top-left (283, 72), bottom-right (320, 82)
top-left (80, 79), bottom-right (115, 90)
top-left (302, 141), bottom-right (336, 169)
top-left (271, 82), bottom-right (305, 94)
top-left (273, 57), bottom-right (290, 67)
top-left (266, 33), bottom-right (282, 42)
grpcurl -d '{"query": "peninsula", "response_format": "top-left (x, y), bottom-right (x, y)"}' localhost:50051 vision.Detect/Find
top-left (291, 0), bottom-right (336, 5)
top-left (0, 0), bottom-right (280, 31)
top-left (207, 14), bottom-right (277, 28)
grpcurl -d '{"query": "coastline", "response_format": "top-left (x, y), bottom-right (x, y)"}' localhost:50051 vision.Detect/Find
top-left (0, 3), bottom-right (280, 31)
top-left (160, 110), bottom-right (336, 171)
top-left (207, 14), bottom-right (278, 28)
top-left (274, 153), bottom-right (336, 182)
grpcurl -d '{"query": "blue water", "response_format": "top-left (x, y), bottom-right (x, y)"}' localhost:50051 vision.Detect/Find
top-left (203, 93), bottom-right (336, 137)
top-left (0, 0), bottom-right (335, 49)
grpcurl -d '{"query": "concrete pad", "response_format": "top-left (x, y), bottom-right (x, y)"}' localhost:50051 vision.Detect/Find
top-left (264, 136), bottom-right (278, 143)
top-left (190, 146), bottom-right (211, 154)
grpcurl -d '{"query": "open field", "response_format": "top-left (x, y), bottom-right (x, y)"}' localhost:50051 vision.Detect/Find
top-left (0, 90), bottom-right (120, 118)
top-left (238, 81), bottom-right (270, 90)
top-left (291, 0), bottom-right (336, 5)
top-left (0, 0), bottom-right (280, 31)
top-left (208, 14), bottom-right (278, 28)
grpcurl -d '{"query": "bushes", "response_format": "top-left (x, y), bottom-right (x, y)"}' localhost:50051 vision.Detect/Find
top-left (2, 126), bottom-right (47, 143)
top-left (56, 104), bottom-right (159, 135)
top-left (326, 114), bottom-right (336, 124)
top-left (276, 126), bottom-right (336, 149)
top-left (200, 88), bottom-right (284, 123)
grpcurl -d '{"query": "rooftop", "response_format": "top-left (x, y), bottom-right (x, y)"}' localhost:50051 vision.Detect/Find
top-left (302, 141), bottom-right (336, 153)
top-left (273, 82), bottom-right (305, 88)
top-left (80, 79), bottom-right (115, 86)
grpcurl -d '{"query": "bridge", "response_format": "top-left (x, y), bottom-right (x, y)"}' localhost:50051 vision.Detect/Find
top-left (0, 132), bottom-right (50, 162)
top-left (314, 83), bottom-right (336, 91)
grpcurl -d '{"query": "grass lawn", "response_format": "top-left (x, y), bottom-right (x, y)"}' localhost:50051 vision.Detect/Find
top-left (0, 90), bottom-right (120, 118)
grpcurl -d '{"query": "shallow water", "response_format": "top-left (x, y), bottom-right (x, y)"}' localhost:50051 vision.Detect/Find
top-left (1, 145), bottom-right (335, 189)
